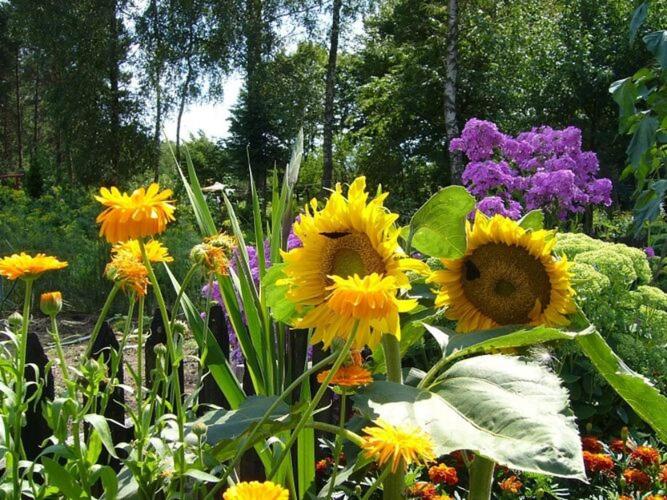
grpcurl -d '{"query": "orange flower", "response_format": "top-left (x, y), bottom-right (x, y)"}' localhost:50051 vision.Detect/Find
top-left (623, 468), bottom-right (651, 491)
top-left (581, 436), bottom-right (603, 453)
top-left (0, 252), bottom-right (67, 281)
top-left (610, 438), bottom-right (628, 454)
top-left (498, 475), bottom-right (523, 494)
top-left (428, 463), bottom-right (458, 486)
top-left (317, 364), bottom-right (373, 388)
top-left (408, 482), bottom-right (437, 499)
top-left (660, 463), bottom-right (667, 484)
top-left (95, 183), bottom-right (175, 243)
top-left (315, 458), bottom-right (331, 475)
top-left (631, 446), bottom-right (661, 467)
top-left (40, 291), bottom-right (63, 316)
top-left (583, 451), bottom-right (614, 474)
top-left (646, 495), bottom-right (666, 500)
top-left (105, 254), bottom-right (150, 297)
top-left (618, 496), bottom-right (633, 500)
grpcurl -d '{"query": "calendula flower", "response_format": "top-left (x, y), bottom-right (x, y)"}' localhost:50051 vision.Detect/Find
top-left (190, 233), bottom-right (236, 275)
top-left (105, 254), bottom-right (149, 297)
top-left (630, 446), bottom-right (661, 467)
top-left (581, 436), bottom-right (603, 453)
top-left (95, 183), bottom-right (175, 243)
top-left (361, 418), bottom-right (435, 473)
top-left (622, 468), bottom-right (651, 490)
top-left (498, 475), bottom-right (523, 494)
top-left (583, 451), bottom-right (614, 474)
top-left (428, 463), bottom-right (459, 486)
top-left (428, 212), bottom-right (575, 332)
top-left (316, 364), bottom-right (373, 388)
top-left (113, 239), bottom-right (173, 263)
top-left (0, 252), bottom-right (68, 281)
top-left (281, 177), bottom-right (426, 349)
top-left (222, 481), bottom-right (288, 500)
top-left (40, 291), bottom-right (62, 316)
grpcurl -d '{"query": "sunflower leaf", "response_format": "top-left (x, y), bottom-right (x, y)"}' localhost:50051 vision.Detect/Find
top-left (408, 186), bottom-right (475, 258)
top-left (518, 210), bottom-right (544, 231)
top-left (354, 356), bottom-right (585, 479)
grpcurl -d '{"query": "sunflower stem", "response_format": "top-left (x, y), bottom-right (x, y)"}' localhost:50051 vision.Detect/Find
top-left (468, 454), bottom-right (495, 500)
top-left (381, 333), bottom-right (404, 500)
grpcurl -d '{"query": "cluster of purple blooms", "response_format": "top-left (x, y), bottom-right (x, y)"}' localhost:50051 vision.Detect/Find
top-left (202, 231), bottom-right (302, 365)
top-left (450, 119), bottom-right (613, 220)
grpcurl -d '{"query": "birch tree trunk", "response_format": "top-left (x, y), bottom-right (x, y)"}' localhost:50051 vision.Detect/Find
top-left (322, 0), bottom-right (342, 190)
top-left (444, 0), bottom-right (462, 184)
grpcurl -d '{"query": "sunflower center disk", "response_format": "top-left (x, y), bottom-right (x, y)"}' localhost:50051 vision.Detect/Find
top-left (461, 243), bottom-right (551, 325)
top-left (322, 232), bottom-right (386, 280)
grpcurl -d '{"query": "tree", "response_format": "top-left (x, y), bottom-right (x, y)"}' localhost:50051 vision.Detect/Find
top-left (443, 0), bottom-right (461, 183)
top-left (322, 0), bottom-right (343, 189)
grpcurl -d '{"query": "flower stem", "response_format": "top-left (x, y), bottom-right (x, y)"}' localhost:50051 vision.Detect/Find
top-left (168, 263), bottom-right (198, 333)
top-left (325, 394), bottom-right (346, 499)
top-left (381, 333), bottom-right (404, 500)
top-left (84, 282), bottom-right (120, 358)
top-left (136, 294), bottom-right (145, 463)
top-left (468, 455), bottom-right (495, 500)
top-left (48, 315), bottom-right (70, 384)
top-left (138, 239), bottom-right (186, 496)
top-left (12, 278), bottom-right (33, 498)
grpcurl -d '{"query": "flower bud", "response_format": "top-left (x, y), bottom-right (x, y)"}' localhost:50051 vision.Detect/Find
top-left (8, 312), bottom-right (23, 331)
top-left (154, 343), bottom-right (168, 356)
top-left (189, 244), bottom-right (208, 266)
top-left (40, 291), bottom-right (63, 316)
top-left (585, 422), bottom-right (593, 434)
top-left (621, 426), bottom-right (629, 441)
top-left (192, 421), bottom-right (208, 437)
top-left (184, 432), bottom-right (199, 447)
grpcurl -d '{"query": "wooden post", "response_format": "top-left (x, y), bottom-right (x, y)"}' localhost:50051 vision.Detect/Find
top-left (198, 305), bottom-right (230, 413)
top-left (23, 331), bottom-right (54, 460)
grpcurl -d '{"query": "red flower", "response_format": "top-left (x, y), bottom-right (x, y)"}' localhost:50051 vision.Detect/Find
top-left (498, 475), bottom-right (523, 494)
top-left (408, 482), bottom-right (438, 499)
top-left (581, 436), bottom-right (603, 453)
top-left (610, 438), bottom-right (628, 454)
top-left (316, 458), bottom-right (331, 475)
top-left (631, 446), bottom-right (660, 467)
top-left (583, 451), bottom-right (615, 474)
top-left (428, 463), bottom-right (459, 486)
top-left (623, 468), bottom-right (651, 491)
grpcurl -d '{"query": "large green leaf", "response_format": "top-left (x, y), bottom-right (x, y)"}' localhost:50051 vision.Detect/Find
top-left (263, 263), bottom-right (298, 323)
top-left (644, 31), bottom-right (667, 69)
top-left (630, 2), bottom-right (649, 43)
top-left (355, 356), bottom-right (584, 479)
top-left (408, 186), bottom-right (475, 259)
top-left (633, 179), bottom-right (667, 233)
top-left (576, 331), bottom-right (667, 442)
top-left (610, 78), bottom-right (637, 123)
top-left (518, 210), bottom-right (545, 231)
top-left (627, 115), bottom-right (659, 168)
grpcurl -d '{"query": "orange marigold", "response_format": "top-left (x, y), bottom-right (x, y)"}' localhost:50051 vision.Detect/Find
top-left (583, 451), bottom-right (615, 474)
top-left (428, 463), bottom-right (459, 486)
top-left (498, 475), bottom-right (523, 494)
top-left (407, 482), bottom-right (437, 499)
top-left (581, 436), bottom-right (603, 453)
top-left (610, 438), bottom-right (628, 454)
top-left (623, 468), bottom-right (651, 491)
top-left (315, 458), bottom-right (331, 475)
top-left (317, 364), bottom-right (373, 388)
top-left (660, 464), bottom-right (667, 484)
top-left (646, 495), bottom-right (666, 500)
top-left (631, 446), bottom-right (661, 467)
top-left (0, 252), bottom-right (68, 281)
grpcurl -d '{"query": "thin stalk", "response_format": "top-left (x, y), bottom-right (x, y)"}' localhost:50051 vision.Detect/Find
top-left (304, 421), bottom-right (363, 447)
top-left (136, 295), bottom-right (145, 463)
top-left (12, 278), bottom-right (33, 498)
top-left (169, 263), bottom-right (198, 333)
top-left (84, 282), bottom-right (121, 358)
top-left (205, 350), bottom-right (340, 499)
top-left (418, 352), bottom-right (450, 390)
top-left (138, 239), bottom-right (186, 496)
top-left (268, 321), bottom-right (361, 480)
top-left (381, 334), bottom-right (404, 500)
top-left (326, 394), bottom-right (346, 499)
top-left (48, 315), bottom-right (70, 384)
top-left (361, 466), bottom-right (391, 500)
top-left (468, 455), bottom-right (495, 500)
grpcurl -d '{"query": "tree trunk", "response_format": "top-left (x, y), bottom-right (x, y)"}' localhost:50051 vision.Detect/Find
top-left (151, 0), bottom-right (162, 182)
top-left (32, 66), bottom-right (39, 155)
top-left (176, 32), bottom-right (195, 163)
top-left (245, 0), bottom-right (266, 195)
top-left (108, 0), bottom-right (121, 178)
top-left (322, 0), bottom-right (342, 190)
top-left (444, 0), bottom-right (462, 184)
top-left (14, 47), bottom-right (23, 171)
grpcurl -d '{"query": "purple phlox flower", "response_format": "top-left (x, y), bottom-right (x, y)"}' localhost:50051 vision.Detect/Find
top-left (476, 196), bottom-right (522, 220)
top-left (450, 118), bottom-right (505, 162)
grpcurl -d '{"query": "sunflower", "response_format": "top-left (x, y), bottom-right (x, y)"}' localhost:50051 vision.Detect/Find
top-left (0, 252), bottom-right (68, 281)
top-left (361, 418), bottom-right (435, 473)
top-left (95, 183), bottom-right (175, 243)
top-left (223, 481), bottom-right (289, 500)
top-left (316, 364), bottom-right (373, 388)
top-left (105, 253), bottom-right (150, 296)
top-left (280, 177), bottom-right (426, 349)
top-left (428, 212), bottom-right (575, 332)
top-left (112, 239), bottom-right (173, 263)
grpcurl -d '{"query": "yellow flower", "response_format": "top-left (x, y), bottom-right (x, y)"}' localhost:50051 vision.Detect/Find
top-left (317, 364), bottom-right (373, 388)
top-left (0, 252), bottom-right (68, 281)
top-left (40, 291), bottom-right (63, 316)
top-left (95, 183), bottom-right (175, 243)
top-left (190, 233), bottom-right (236, 275)
top-left (223, 481), bottom-right (289, 500)
top-left (112, 239), bottom-right (173, 263)
top-left (361, 418), bottom-right (435, 473)
top-left (280, 177), bottom-right (425, 349)
top-left (428, 212), bottom-right (576, 332)
top-left (105, 254), bottom-right (149, 296)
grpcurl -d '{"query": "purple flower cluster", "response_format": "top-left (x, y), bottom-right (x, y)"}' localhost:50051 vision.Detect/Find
top-left (201, 230), bottom-right (303, 364)
top-left (451, 119), bottom-right (613, 220)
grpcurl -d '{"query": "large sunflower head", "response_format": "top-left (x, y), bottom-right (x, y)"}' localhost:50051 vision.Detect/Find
top-left (361, 418), bottom-right (435, 473)
top-left (95, 183), bottom-right (175, 243)
top-left (280, 177), bottom-right (425, 349)
top-left (428, 212), bottom-right (576, 332)
top-left (223, 481), bottom-right (289, 500)
top-left (0, 252), bottom-right (68, 281)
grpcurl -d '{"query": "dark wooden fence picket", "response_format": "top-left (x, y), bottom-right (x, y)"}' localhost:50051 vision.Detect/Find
top-left (23, 331), bottom-right (54, 461)
top-left (146, 309), bottom-right (184, 407)
top-left (198, 304), bottom-right (230, 413)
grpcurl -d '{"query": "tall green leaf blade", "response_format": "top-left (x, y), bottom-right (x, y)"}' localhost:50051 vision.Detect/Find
top-left (627, 115), bottom-right (658, 168)
top-left (355, 355), bottom-right (585, 479)
top-left (409, 186), bottom-right (475, 258)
